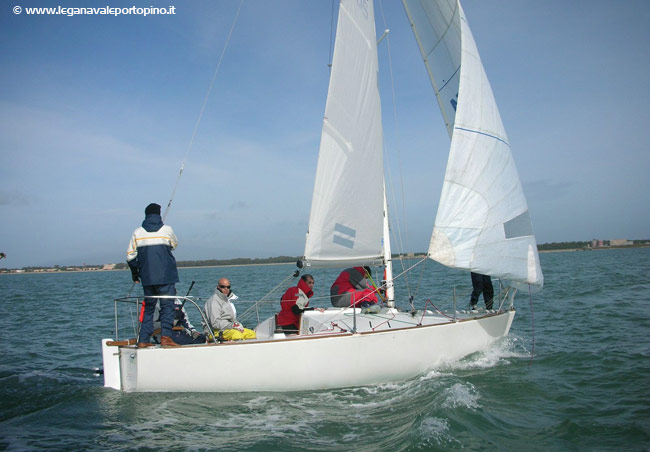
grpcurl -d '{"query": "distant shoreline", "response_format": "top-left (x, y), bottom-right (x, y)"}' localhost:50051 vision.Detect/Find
top-left (538, 244), bottom-right (650, 253)
top-left (2, 245), bottom-right (649, 274)
top-left (0, 261), bottom-right (297, 275)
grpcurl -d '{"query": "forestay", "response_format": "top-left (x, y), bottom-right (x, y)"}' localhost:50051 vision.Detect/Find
top-left (303, 0), bottom-right (385, 268)
top-left (403, 0), bottom-right (543, 288)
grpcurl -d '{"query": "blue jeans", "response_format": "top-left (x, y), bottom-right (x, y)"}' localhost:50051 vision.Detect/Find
top-left (138, 284), bottom-right (176, 343)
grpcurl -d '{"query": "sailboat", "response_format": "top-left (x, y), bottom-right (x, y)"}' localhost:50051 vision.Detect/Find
top-left (101, 0), bottom-right (543, 392)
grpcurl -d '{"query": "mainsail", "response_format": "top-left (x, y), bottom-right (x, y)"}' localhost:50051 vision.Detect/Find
top-left (403, 0), bottom-right (544, 288)
top-left (303, 0), bottom-right (385, 267)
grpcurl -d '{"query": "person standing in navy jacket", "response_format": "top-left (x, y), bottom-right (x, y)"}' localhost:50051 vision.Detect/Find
top-left (127, 203), bottom-right (180, 348)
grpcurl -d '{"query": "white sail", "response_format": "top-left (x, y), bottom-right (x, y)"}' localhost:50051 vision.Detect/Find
top-left (403, 0), bottom-right (543, 288)
top-left (402, 0), bottom-right (461, 138)
top-left (303, 0), bottom-right (385, 268)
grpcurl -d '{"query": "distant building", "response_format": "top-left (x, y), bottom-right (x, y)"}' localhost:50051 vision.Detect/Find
top-left (610, 239), bottom-right (632, 246)
top-left (102, 264), bottom-right (116, 270)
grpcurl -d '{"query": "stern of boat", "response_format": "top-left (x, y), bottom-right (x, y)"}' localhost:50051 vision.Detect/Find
top-left (101, 339), bottom-right (121, 390)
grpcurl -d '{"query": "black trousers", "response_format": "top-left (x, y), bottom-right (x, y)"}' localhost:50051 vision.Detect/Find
top-left (470, 272), bottom-right (494, 309)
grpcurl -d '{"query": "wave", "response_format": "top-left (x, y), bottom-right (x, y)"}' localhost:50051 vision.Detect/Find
top-left (441, 334), bottom-right (531, 372)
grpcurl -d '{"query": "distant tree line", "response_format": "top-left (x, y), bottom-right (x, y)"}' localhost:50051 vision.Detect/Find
top-left (537, 241), bottom-right (590, 250)
top-left (177, 256), bottom-right (301, 267)
top-left (114, 256), bottom-right (301, 270)
top-left (110, 241), bottom-right (649, 270)
top-left (537, 240), bottom-right (649, 251)
top-left (10, 242), bottom-right (649, 273)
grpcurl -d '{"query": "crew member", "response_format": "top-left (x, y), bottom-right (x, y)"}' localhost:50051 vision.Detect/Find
top-left (469, 272), bottom-right (494, 310)
top-left (330, 266), bottom-right (378, 308)
top-left (277, 274), bottom-right (323, 334)
top-left (204, 278), bottom-right (256, 341)
top-left (127, 203), bottom-right (180, 348)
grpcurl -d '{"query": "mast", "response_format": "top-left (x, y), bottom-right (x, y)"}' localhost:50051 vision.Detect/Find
top-left (382, 183), bottom-right (395, 307)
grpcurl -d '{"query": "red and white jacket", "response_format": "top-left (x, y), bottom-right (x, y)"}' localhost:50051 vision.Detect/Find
top-left (329, 267), bottom-right (378, 307)
top-left (277, 278), bottom-right (314, 328)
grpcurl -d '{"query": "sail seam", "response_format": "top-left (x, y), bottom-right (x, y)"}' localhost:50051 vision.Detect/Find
top-left (422, 0), bottom-right (459, 62)
top-left (454, 126), bottom-right (510, 147)
top-left (340, 2), bottom-right (372, 50)
top-left (438, 65), bottom-right (460, 92)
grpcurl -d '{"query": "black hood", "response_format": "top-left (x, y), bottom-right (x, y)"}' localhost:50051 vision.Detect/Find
top-left (142, 214), bottom-right (164, 232)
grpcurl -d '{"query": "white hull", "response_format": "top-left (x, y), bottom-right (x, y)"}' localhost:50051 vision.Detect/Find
top-left (102, 308), bottom-right (515, 392)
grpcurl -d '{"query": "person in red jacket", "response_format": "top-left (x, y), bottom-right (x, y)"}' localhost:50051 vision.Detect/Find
top-left (277, 274), bottom-right (322, 334)
top-left (330, 266), bottom-right (379, 308)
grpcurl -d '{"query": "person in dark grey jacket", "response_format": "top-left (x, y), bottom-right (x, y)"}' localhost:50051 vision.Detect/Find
top-left (127, 203), bottom-right (180, 348)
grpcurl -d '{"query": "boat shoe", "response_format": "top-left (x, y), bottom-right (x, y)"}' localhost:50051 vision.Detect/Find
top-left (137, 342), bottom-right (155, 348)
top-left (160, 336), bottom-right (180, 347)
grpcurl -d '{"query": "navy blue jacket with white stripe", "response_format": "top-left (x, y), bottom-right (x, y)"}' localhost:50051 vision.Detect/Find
top-left (126, 214), bottom-right (179, 286)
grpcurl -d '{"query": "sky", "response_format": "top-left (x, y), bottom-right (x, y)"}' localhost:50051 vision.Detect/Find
top-left (1, 0), bottom-right (649, 268)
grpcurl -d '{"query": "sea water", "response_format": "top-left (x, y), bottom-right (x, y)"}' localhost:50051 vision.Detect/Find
top-left (0, 248), bottom-right (648, 451)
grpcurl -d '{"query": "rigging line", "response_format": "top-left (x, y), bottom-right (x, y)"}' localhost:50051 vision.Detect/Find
top-left (379, 256), bottom-right (428, 311)
top-left (528, 284), bottom-right (535, 367)
top-left (163, 0), bottom-right (245, 222)
top-left (125, 282), bottom-right (138, 337)
top-left (312, 257), bottom-right (430, 326)
top-left (377, 0), bottom-right (412, 296)
top-left (316, 257), bottom-right (429, 307)
top-left (365, 270), bottom-right (387, 304)
top-left (238, 257), bottom-right (432, 326)
top-left (421, 299), bottom-right (455, 322)
top-left (388, 167), bottom-right (411, 296)
top-left (129, 304), bottom-right (137, 338)
top-left (410, 255), bottom-right (429, 302)
top-left (385, 164), bottom-right (415, 300)
top-left (238, 270), bottom-right (298, 322)
top-left (328, 0), bottom-right (336, 75)
top-left (390, 256), bottom-right (427, 288)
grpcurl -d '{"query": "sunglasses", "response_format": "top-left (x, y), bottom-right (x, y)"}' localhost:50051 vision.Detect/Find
top-left (218, 285), bottom-right (231, 289)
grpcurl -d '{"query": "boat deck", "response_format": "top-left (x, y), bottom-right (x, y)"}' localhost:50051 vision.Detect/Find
top-left (254, 307), bottom-right (501, 340)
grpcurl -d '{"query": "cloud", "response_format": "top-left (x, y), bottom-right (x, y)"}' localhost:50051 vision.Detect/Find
top-left (230, 200), bottom-right (248, 211)
top-left (523, 179), bottom-right (574, 202)
top-left (0, 190), bottom-right (32, 206)
top-left (0, 102), bottom-right (172, 170)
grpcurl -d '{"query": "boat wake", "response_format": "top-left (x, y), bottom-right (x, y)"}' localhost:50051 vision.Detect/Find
top-left (417, 416), bottom-right (459, 449)
top-left (83, 334), bottom-right (532, 451)
top-left (440, 333), bottom-right (530, 372)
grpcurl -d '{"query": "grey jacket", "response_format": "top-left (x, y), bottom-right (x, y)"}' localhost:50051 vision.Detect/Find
top-left (204, 288), bottom-right (236, 332)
